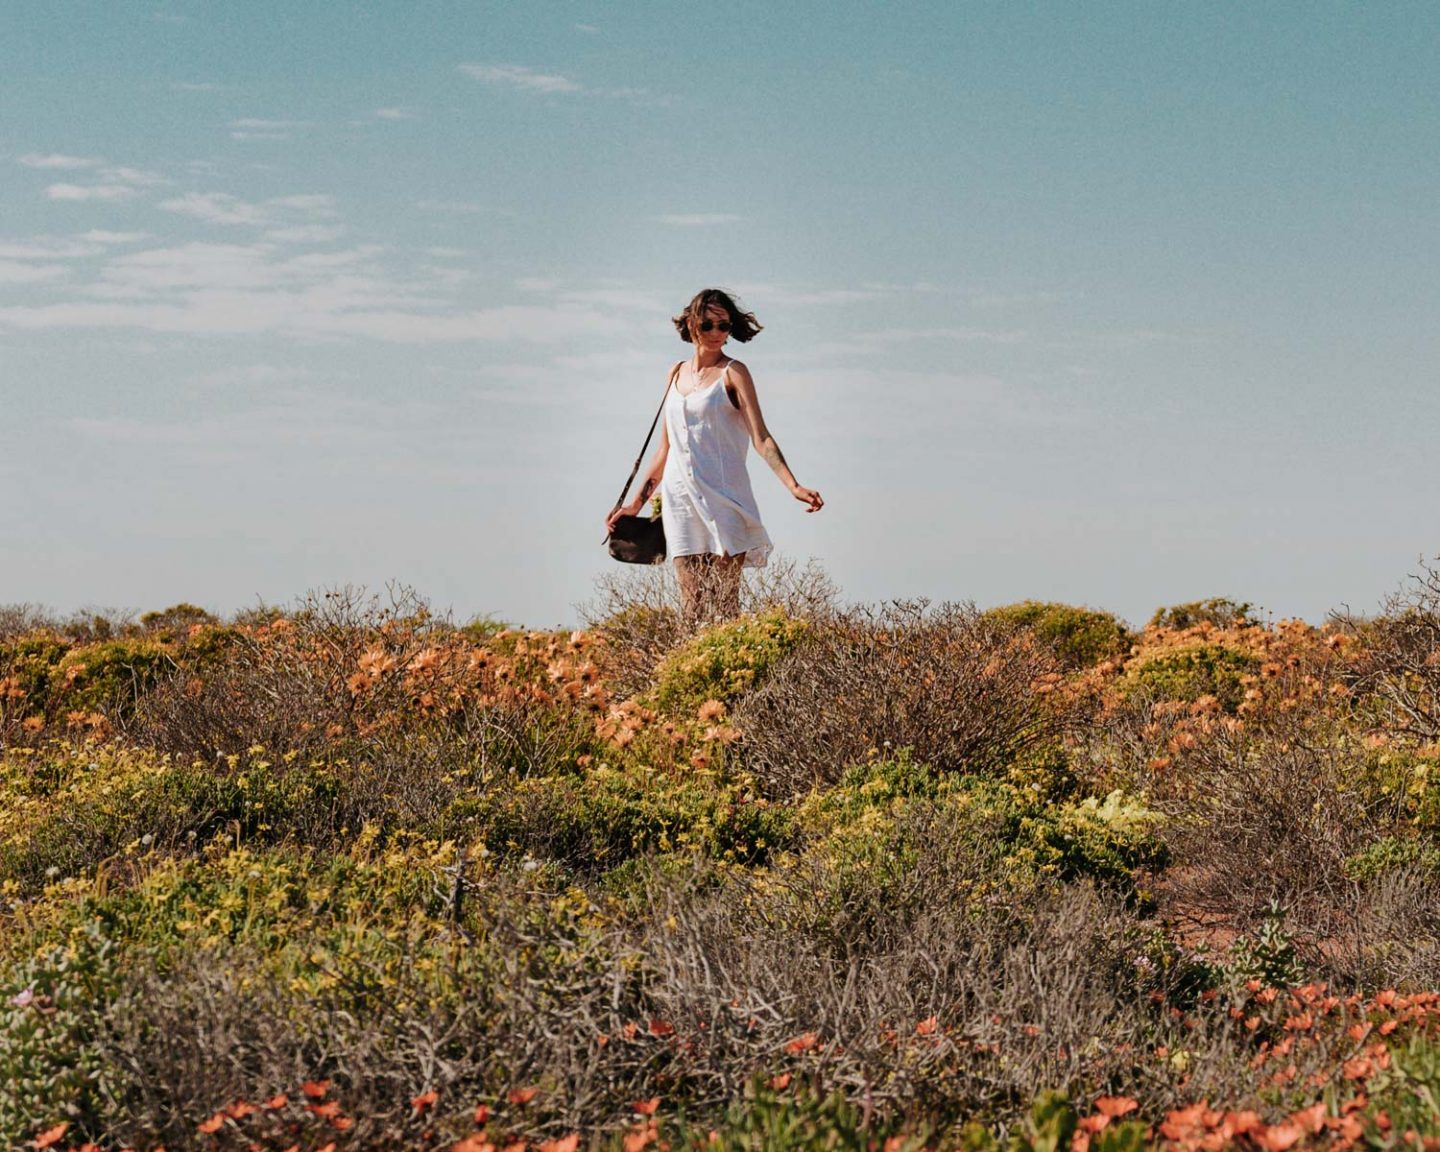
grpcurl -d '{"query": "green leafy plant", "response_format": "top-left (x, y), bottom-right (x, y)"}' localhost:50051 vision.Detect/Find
top-left (983, 601), bottom-right (1132, 670)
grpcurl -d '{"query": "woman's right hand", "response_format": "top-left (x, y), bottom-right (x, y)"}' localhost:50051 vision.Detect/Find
top-left (605, 502), bottom-right (638, 534)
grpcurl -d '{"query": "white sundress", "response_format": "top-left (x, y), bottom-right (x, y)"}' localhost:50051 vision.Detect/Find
top-left (660, 360), bottom-right (773, 568)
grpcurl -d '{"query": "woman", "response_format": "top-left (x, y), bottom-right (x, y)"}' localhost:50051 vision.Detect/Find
top-left (606, 288), bottom-right (824, 625)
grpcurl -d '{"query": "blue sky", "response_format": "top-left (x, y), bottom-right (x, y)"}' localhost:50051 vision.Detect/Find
top-left (2, 2), bottom-right (1437, 628)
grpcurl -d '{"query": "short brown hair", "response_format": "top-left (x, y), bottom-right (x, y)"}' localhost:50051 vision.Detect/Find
top-left (672, 288), bottom-right (763, 344)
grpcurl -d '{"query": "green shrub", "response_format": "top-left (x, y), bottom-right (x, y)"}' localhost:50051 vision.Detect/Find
top-left (795, 754), bottom-right (1165, 914)
top-left (54, 638), bottom-right (175, 720)
top-left (1148, 597), bottom-right (1253, 631)
top-left (1343, 835), bottom-right (1440, 883)
top-left (961, 1091), bottom-right (1146, 1152)
top-left (138, 602), bottom-right (218, 638)
top-left (650, 608), bottom-right (809, 717)
top-left (459, 613), bottom-right (513, 643)
top-left (1033, 789), bottom-right (1169, 893)
top-left (460, 764), bottom-right (794, 875)
top-left (983, 601), bottom-right (1131, 669)
top-left (0, 924), bottom-right (122, 1147)
top-left (1119, 643), bottom-right (1257, 710)
top-left (643, 1080), bottom-right (930, 1151)
top-left (0, 744), bottom-right (351, 895)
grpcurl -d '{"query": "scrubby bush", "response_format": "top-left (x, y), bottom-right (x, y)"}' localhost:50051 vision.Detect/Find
top-left (1118, 642), bottom-right (1257, 711)
top-left (1345, 556), bottom-right (1440, 741)
top-left (735, 601), bottom-right (1073, 797)
top-left (983, 601), bottom-right (1131, 670)
top-left (458, 763), bottom-right (794, 876)
top-left (650, 608), bottom-right (809, 717)
top-left (1148, 598), bottom-right (1253, 631)
top-left (53, 637), bottom-right (175, 725)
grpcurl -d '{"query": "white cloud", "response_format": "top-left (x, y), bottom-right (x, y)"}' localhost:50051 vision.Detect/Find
top-left (79, 230), bottom-right (151, 246)
top-left (19, 153), bottom-right (99, 170)
top-left (46, 183), bottom-right (138, 202)
top-left (158, 192), bottom-right (336, 228)
top-left (415, 200), bottom-right (505, 215)
top-left (0, 260), bottom-right (68, 285)
top-left (159, 192), bottom-right (270, 226)
top-left (0, 238), bottom-right (99, 259)
top-left (267, 194), bottom-right (336, 216)
top-left (0, 238), bottom-right (612, 343)
top-left (172, 81), bottom-right (218, 91)
top-left (575, 23), bottom-right (600, 34)
top-left (229, 118), bottom-right (313, 141)
top-left (457, 63), bottom-right (581, 94)
top-left (0, 232), bottom-right (150, 262)
top-left (658, 213), bottom-right (742, 227)
top-left (264, 225), bottom-right (346, 244)
top-left (99, 166), bottom-right (165, 187)
top-left (375, 107), bottom-right (415, 121)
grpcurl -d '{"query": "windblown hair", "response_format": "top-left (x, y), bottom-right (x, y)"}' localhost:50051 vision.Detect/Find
top-left (672, 288), bottom-right (763, 344)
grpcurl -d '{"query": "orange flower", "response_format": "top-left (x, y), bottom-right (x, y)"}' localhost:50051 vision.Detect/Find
top-left (32, 1124), bottom-right (69, 1150)
top-left (508, 1086), bottom-right (539, 1106)
top-left (784, 1032), bottom-right (820, 1055)
top-left (632, 1097), bottom-right (660, 1116)
top-left (1253, 1122), bottom-right (1304, 1151)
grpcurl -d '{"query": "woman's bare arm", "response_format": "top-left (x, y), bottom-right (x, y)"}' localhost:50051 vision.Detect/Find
top-left (726, 361), bottom-right (824, 513)
top-left (605, 376), bottom-right (674, 531)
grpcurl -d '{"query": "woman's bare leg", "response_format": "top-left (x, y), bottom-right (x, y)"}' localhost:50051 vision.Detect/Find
top-left (675, 555), bottom-right (705, 629)
top-left (675, 553), bottom-right (746, 628)
top-left (712, 552), bottom-right (745, 620)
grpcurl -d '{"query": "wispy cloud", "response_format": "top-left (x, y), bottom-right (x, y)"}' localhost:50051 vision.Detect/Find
top-left (100, 165), bottom-right (165, 187)
top-left (457, 63), bottom-right (581, 94)
top-left (264, 225), bottom-right (346, 244)
top-left (0, 237), bottom-right (107, 260)
top-left (374, 107), bottom-right (415, 121)
top-left (0, 260), bottom-right (68, 285)
top-left (0, 240), bottom-right (612, 344)
top-left (415, 199), bottom-right (511, 216)
top-left (158, 192), bottom-right (337, 228)
top-left (19, 153), bottom-right (99, 170)
top-left (574, 23), bottom-right (600, 34)
top-left (47, 183), bottom-right (139, 202)
top-left (158, 192), bottom-right (270, 226)
top-left (40, 163), bottom-right (164, 203)
top-left (658, 213), bottom-right (742, 227)
top-left (229, 118), bottom-right (314, 141)
top-left (80, 230), bottom-right (151, 246)
top-left (172, 81), bottom-right (219, 92)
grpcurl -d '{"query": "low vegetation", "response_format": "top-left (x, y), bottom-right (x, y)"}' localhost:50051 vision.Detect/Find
top-left (4, 561), bottom-right (1440, 1150)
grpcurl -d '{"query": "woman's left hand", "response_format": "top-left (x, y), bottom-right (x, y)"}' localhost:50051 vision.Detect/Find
top-left (791, 484), bottom-right (824, 513)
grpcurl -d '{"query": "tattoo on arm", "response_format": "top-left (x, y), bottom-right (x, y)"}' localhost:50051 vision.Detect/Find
top-left (760, 438), bottom-right (789, 474)
top-left (637, 478), bottom-right (657, 503)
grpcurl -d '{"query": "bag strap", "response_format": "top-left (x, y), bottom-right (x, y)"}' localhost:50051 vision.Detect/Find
top-left (608, 362), bottom-right (682, 520)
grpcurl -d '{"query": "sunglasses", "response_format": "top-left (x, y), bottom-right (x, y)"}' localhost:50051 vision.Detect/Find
top-left (698, 319), bottom-right (732, 333)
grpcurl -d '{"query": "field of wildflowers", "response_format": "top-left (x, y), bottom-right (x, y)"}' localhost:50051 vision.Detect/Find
top-left (4, 559), bottom-right (1440, 1151)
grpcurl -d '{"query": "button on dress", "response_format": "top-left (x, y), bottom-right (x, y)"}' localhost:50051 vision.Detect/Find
top-left (660, 361), bottom-right (773, 567)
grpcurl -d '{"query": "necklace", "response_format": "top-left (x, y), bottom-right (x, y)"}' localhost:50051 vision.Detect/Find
top-left (688, 357), bottom-right (724, 392)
